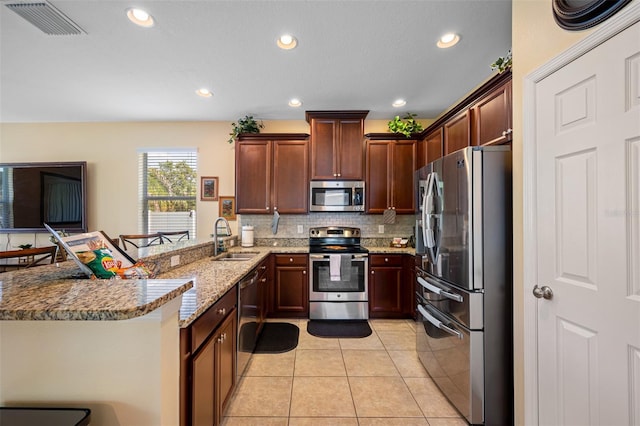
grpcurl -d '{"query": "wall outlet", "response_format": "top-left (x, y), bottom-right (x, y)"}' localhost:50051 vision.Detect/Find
top-left (297, 225), bottom-right (303, 234)
top-left (378, 225), bottom-right (385, 233)
top-left (170, 255), bottom-right (180, 267)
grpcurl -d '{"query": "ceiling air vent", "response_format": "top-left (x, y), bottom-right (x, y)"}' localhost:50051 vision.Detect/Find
top-left (5, 1), bottom-right (85, 35)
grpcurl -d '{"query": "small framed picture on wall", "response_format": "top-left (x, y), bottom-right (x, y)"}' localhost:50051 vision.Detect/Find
top-left (201, 177), bottom-right (219, 201)
top-left (219, 196), bottom-right (236, 221)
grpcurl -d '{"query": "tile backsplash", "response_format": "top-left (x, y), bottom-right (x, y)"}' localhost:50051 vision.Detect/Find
top-left (238, 213), bottom-right (414, 243)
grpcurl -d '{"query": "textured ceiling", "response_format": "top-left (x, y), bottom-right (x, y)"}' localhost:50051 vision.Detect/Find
top-left (0, 0), bottom-right (512, 123)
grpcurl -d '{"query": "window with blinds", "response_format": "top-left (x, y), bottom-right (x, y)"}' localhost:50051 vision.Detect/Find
top-left (138, 149), bottom-right (197, 236)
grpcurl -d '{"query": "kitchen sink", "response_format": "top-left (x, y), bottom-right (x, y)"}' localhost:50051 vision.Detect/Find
top-left (213, 252), bottom-right (259, 261)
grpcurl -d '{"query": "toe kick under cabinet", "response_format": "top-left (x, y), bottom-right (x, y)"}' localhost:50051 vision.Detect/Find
top-left (180, 286), bottom-right (237, 426)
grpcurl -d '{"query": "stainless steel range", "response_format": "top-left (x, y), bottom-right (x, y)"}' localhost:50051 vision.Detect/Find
top-left (308, 226), bottom-right (369, 320)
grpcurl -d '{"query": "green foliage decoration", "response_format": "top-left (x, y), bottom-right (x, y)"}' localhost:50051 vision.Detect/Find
top-left (228, 115), bottom-right (264, 144)
top-left (491, 49), bottom-right (512, 73)
top-left (387, 113), bottom-right (424, 137)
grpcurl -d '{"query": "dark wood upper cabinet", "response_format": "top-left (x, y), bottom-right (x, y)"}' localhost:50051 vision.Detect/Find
top-left (235, 134), bottom-right (309, 214)
top-left (418, 127), bottom-right (443, 169)
top-left (306, 111), bottom-right (368, 180)
top-left (472, 79), bottom-right (513, 146)
top-left (235, 139), bottom-right (271, 214)
top-left (365, 136), bottom-right (416, 214)
top-left (443, 109), bottom-right (471, 155)
top-left (418, 70), bottom-right (512, 159)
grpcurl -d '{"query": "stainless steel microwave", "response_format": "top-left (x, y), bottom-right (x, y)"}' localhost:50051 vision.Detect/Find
top-left (309, 181), bottom-right (365, 212)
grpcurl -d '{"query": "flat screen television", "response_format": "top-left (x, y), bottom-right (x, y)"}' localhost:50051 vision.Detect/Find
top-left (0, 161), bottom-right (87, 233)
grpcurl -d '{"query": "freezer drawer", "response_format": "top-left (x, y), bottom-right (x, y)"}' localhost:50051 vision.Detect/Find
top-left (416, 270), bottom-right (483, 330)
top-left (416, 303), bottom-right (484, 425)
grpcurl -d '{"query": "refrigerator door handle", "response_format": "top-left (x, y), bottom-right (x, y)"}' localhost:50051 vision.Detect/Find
top-left (422, 173), bottom-right (434, 248)
top-left (417, 276), bottom-right (463, 303)
top-left (418, 304), bottom-right (463, 340)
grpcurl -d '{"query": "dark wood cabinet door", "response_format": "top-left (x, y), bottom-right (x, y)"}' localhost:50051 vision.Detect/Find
top-left (235, 140), bottom-right (271, 214)
top-left (272, 255), bottom-right (308, 317)
top-left (191, 334), bottom-right (215, 426)
top-left (443, 109), bottom-right (471, 155)
top-left (369, 255), bottom-right (404, 317)
top-left (473, 79), bottom-right (512, 146)
top-left (365, 141), bottom-right (390, 213)
top-left (310, 119), bottom-right (337, 180)
top-left (390, 140), bottom-right (416, 214)
top-left (273, 140), bottom-right (309, 213)
top-left (419, 128), bottom-right (443, 168)
top-left (215, 311), bottom-right (236, 425)
top-left (337, 119), bottom-right (364, 180)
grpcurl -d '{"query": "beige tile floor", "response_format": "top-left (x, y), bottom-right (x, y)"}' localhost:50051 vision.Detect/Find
top-left (222, 319), bottom-right (467, 426)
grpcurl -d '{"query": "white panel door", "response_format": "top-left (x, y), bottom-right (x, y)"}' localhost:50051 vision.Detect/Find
top-left (535, 20), bottom-right (640, 425)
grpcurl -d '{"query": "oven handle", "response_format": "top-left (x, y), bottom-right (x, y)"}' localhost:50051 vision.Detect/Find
top-left (309, 254), bottom-right (368, 260)
top-left (417, 276), bottom-right (463, 303)
top-left (417, 304), bottom-right (463, 340)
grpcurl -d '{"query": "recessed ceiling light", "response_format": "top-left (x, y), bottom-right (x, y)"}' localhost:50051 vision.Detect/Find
top-left (196, 88), bottom-right (213, 98)
top-left (392, 99), bottom-right (407, 107)
top-left (437, 32), bottom-right (460, 48)
top-left (126, 8), bottom-right (154, 28)
top-left (277, 34), bottom-right (297, 50)
top-left (288, 98), bottom-right (302, 107)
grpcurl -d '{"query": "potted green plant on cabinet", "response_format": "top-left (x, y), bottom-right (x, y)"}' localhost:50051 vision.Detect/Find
top-left (228, 115), bottom-right (264, 144)
top-left (387, 113), bottom-right (424, 137)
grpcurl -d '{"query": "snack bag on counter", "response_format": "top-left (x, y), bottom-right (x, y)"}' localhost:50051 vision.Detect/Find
top-left (116, 262), bottom-right (155, 279)
top-left (76, 248), bottom-right (120, 278)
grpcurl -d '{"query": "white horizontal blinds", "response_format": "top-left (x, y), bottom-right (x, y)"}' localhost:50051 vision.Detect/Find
top-left (138, 149), bottom-right (197, 237)
top-left (0, 167), bottom-right (14, 229)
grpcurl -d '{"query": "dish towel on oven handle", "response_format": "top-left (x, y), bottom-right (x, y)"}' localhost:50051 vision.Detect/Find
top-left (329, 254), bottom-right (341, 281)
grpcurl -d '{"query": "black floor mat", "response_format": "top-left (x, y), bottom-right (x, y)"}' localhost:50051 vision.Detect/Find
top-left (254, 322), bottom-right (299, 354)
top-left (307, 320), bottom-right (372, 338)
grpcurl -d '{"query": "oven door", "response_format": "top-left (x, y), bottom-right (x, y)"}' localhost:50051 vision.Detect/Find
top-left (309, 253), bottom-right (368, 301)
top-left (416, 301), bottom-right (484, 425)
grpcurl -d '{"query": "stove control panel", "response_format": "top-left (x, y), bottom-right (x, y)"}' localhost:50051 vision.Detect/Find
top-left (309, 226), bottom-right (360, 238)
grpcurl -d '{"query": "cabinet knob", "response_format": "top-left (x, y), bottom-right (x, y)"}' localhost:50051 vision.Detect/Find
top-left (371, 270), bottom-right (375, 274)
top-left (217, 307), bottom-right (226, 315)
top-left (303, 270), bottom-right (306, 275)
top-left (337, 173), bottom-right (341, 177)
top-left (385, 258), bottom-right (389, 262)
top-left (289, 258), bottom-right (293, 262)
top-left (261, 265), bottom-right (267, 270)
top-left (274, 206), bottom-right (278, 211)
top-left (261, 277), bottom-right (267, 282)
top-left (502, 128), bottom-right (513, 137)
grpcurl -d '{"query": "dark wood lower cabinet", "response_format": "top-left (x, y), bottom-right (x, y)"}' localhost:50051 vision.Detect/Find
top-left (270, 254), bottom-right (308, 318)
top-left (368, 254), bottom-right (413, 318)
top-left (181, 286), bottom-right (237, 426)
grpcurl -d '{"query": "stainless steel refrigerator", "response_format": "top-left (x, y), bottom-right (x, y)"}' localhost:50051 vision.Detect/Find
top-left (414, 146), bottom-right (513, 425)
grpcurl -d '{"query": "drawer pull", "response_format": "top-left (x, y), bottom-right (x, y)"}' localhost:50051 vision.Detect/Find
top-left (217, 307), bottom-right (226, 315)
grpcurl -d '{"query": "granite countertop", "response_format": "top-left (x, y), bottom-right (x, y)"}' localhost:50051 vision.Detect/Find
top-left (0, 238), bottom-right (414, 325)
top-left (160, 244), bottom-right (414, 328)
top-left (0, 261), bottom-right (193, 321)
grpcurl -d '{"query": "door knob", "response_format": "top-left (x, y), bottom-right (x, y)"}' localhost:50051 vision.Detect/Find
top-left (532, 285), bottom-right (553, 300)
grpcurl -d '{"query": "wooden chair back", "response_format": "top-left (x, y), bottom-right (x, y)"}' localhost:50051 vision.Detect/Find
top-left (0, 246), bottom-right (58, 272)
top-left (119, 233), bottom-right (164, 250)
top-left (159, 230), bottom-right (190, 243)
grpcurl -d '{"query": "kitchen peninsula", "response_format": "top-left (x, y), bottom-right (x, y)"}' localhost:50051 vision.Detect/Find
top-left (0, 239), bottom-right (414, 425)
top-left (0, 241), bottom-right (209, 426)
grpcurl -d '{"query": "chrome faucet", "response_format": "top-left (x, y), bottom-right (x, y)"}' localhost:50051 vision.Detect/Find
top-left (213, 217), bottom-right (232, 256)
